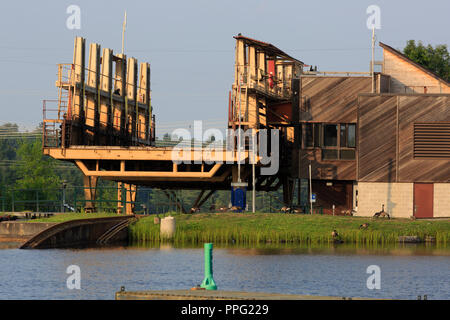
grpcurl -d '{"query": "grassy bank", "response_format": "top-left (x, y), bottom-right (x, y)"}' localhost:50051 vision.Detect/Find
top-left (27, 212), bottom-right (117, 223)
top-left (129, 213), bottom-right (450, 245)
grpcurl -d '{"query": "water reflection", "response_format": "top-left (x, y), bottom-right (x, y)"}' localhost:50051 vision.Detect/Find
top-left (127, 242), bottom-right (450, 257)
top-left (0, 242), bottom-right (449, 300)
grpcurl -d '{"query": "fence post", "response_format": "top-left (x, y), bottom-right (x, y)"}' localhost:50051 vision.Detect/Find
top-left (269, 193), bottom-right (272, 213)
top-left (1, 187), bottom-right (4, 212)
top-left (62, 184), bottom-right (66, 213)
top-left (121, 184), bottom-right (126, 214)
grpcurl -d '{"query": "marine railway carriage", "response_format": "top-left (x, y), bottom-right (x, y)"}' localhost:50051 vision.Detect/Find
top-left (42, 35), bottom-right (450, 218)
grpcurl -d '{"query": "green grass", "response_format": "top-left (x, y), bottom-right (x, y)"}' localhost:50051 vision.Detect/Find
top-left (129, 212), bottom-right (450, 245)
top-left (27, 212), bottom-right (118, 223)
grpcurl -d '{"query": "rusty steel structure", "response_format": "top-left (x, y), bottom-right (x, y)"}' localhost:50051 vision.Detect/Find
top-left (42, 35), bottom-right (304, 214)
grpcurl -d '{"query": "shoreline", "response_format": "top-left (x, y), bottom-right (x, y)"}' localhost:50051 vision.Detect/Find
top-left (129, 212), bottom-right (450, 245)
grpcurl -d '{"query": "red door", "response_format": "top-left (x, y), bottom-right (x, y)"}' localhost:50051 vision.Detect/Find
top-left (413, 183), bottom-right (433, 218)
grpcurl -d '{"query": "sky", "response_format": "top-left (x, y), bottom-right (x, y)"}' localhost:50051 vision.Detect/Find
top-left (0, 0), bottom-right (449, 135)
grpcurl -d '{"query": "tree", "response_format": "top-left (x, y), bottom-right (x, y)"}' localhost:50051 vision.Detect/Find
top-left (0, 123), bottom-right (20, 186)
top-left (403, 40), bottom-right (450, 82)
top-left (13, 138), bottom-right (62, 209)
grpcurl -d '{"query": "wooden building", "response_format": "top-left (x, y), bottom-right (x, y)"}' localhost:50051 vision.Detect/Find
top-left (296, 42), bottom-right (450, 218)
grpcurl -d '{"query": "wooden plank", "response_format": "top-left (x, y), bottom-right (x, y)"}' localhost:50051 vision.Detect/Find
top-left (358, 95), bottom-right (397, 182)
top-left (358, 94), bottom-right (450, 182)
top-left (300, 76), bottom-right (372, 123)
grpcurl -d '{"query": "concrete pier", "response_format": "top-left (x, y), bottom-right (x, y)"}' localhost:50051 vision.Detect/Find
top-left (115, 290), bottom-right (375, 300)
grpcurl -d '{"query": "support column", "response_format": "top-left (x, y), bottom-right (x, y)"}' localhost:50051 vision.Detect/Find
top-left (282, 176), bottom-right (295, 208)
top-left (83, 175), bottom-right (98, 213)
top-left (100, 48), bottom-right (113, 145)
top-left (72, 37), bottom-right (86, 145)
top-left (117, 182), bottom-right (136, 215)
top-left (86, 42), bottom-right (101, 145)
top-left (126, 184), bottom-right (137, 215)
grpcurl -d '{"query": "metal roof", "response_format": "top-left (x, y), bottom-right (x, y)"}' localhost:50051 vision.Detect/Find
top-left (234, 34), bottom-right (304, 65)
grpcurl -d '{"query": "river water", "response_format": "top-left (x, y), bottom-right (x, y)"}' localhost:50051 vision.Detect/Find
top-left (0, 243), bottom-right (449, 300)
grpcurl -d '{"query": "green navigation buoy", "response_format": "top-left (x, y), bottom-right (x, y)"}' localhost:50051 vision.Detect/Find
top-left (200, 243), bottom-right (217, 290)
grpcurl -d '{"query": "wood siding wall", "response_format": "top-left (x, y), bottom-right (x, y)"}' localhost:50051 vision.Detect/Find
top-left (358, 94), bottom-right (450, 182)
top-left (300, 76), bottom-right (372, 122)
top-left (298, 77), bottom-right (372, 180)
top-left (383, 50), bottom-right (450, 94)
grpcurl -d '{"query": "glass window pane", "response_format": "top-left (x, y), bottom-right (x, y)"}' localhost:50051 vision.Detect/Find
top-left (305, 123), bottom-right (313, 147)
top-left (348, 124), bottom-right (356, 148)
top-left (324, 124), bottom-right (338, 147)
top-left (322, 149), bottom-right (338, 160)
top-left (314, 124), bottom-right (322, 147)
top-left (340, 124), bottom-right (347, 147)
top-left (340, 149), bottom-right (355, 160)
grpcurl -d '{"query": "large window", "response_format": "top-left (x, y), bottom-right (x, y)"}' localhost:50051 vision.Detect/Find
top-left (302, 122), bottom-right (356, 160)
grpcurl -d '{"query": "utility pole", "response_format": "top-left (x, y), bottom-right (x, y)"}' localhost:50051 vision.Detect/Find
top-left (252, 130), bottom-right (256, 213)
top-left (309, 162), bottom-right (313, 215)
top-left (237, 73), bottom-right (242, 183)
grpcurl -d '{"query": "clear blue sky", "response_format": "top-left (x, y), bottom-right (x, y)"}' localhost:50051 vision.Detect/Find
top-left (0, 0), bottom-right (449, 134)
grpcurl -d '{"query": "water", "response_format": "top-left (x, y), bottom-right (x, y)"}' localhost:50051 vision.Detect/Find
top-left (0, 243), bottom-right (449, 300)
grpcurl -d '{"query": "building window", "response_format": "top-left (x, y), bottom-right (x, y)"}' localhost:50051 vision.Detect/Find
top-left (340, 124), bottom-right (347, 147)
top-left (340, 124), bottom-right (356, 148)
top-left (324, 124), bottom-right (338, 146)
top-left (304, 123), bottom-right (322, 147)
top-left (302, 122), bottom-right (356, 160)
top-left (314, 123), bottom-right (322, 147)
top-left (347, 124), bottom-right (356, 148)
top-left (322, 149), bottom-right (339, 160)
top-left (305, 123), bottom-right (313, 147)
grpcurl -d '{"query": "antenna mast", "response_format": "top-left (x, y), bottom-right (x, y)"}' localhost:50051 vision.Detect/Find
top-left (122, 11), bottom-right (127, 54)
top-left (371, 26), bottom-right (375, 93)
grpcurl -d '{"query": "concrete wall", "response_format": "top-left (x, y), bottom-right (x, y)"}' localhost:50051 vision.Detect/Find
top-left (356, 182), bottom-right (450, 218)
top-left (383, 50), bottom-right (450, 94)
top-left (356, 182), bottom-right (413, 218)
top-left (34, 217), bottom-right (130, 248)
top-left (0, 222), bottom-right (57, 237)
top-left (433, 183), bottom-right (450, 218)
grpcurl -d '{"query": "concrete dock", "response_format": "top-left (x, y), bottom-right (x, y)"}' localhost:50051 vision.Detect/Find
top-left (115, 289), bottom-right (373, 300)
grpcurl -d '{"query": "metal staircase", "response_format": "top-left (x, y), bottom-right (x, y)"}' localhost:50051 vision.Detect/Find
top-left (43, 64), bottom-right (73, 148)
